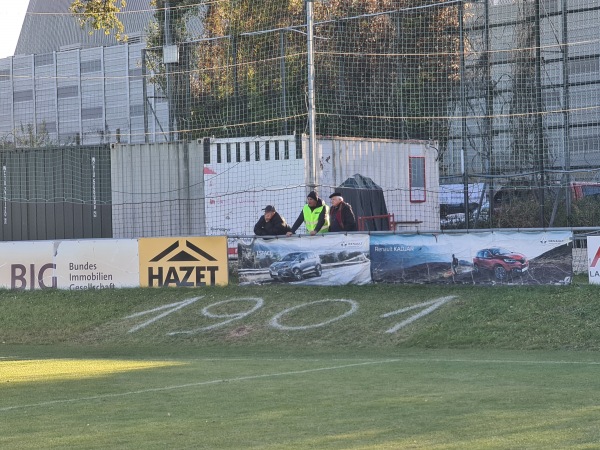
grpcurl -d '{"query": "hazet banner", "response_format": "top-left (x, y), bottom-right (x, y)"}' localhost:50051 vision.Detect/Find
top-left (139, 237), bottom-right (228, 287)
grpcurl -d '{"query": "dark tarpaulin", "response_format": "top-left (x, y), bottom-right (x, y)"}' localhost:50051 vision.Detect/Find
top-left (336, 174), bottom-right (390, 231)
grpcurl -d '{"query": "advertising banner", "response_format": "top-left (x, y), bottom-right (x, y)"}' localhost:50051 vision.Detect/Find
top-left (370, 231), bottom-right (572, 285)
top-left (238, 234), bottom-right (371, 285)
top-left (587, 236), bottom-right (600, 285)
top-left (0, 241), bottom-right (56, 290)
top-left (54, 240), bottom-right (140, 290)
top-left (138, 236), bottom-right (229, 287)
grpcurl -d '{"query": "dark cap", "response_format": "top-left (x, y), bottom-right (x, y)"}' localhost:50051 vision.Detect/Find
top-left (263, 205), bottom-right (276, 213)
top-left (307, 191), bottom-right (318, 201)
top-left (329, 192), bottom-right (343, 199)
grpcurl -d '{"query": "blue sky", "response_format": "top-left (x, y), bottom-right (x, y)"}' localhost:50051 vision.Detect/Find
top-left (0, 2), bottom-right (29, 59)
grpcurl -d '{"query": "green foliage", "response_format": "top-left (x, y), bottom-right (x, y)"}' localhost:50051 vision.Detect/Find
top-left (180, 0), bottom-right (460, 140)
top-left (69, 0), bottom-right (128, 42)
top-left (490, 193), bottom-right (600, 228)
top-left (568, 196), bottom-right (600, 227)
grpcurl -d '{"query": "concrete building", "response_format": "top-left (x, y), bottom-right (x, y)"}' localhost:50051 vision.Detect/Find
top-left (445, 0), bottom-right (600, 178)
top-left (0, 0), bottom-right (205, 147)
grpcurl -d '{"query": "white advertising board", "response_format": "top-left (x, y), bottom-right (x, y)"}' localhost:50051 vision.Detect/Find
top-left (0, 239), bottom-right (140, 291)
top-left (587, 236), bottom-right (600, 285)
top-left (54, 240), bottom-right (140, 290)
top-left (0, 241), bottom-right (56, 290)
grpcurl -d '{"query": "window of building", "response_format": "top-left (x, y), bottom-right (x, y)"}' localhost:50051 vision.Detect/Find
top-left (14, 90), bottom-right (33, 103)
top-left (203, 138), bottom-right (211, 164)
top-left (569, 56), bottom-right (600, 76)
top-left (542, 89), bottom-right (561, 110)
top-left (569, 135), bottom-right (599, 155)
top-left (35, 54), bottom-right (54, 67)
top-left (274, 141), bottom-right (280, 160)
top-left (409, 156), bottom-right (426, 203)
top-left (216, 143), bottom-right (222, 163)
top-left (81, 107), bottom-right (103, 120)
top-left (295, 135), bottom-right (303, 159)
top-left (245, 142), bottom-right (251, 161)
top-left (540, 0), bottom-right (558, 15)
top-left (81, 59), bottom-right (102, 73)
top-left (58, 85), bottom-right (79, 99)
top-left (254, 141), bottom-right (260, 161)
top-left (37, 121), bottom-right (57, 133)
top-left (0, 69), bottom-right (10, 82)
top-left (130, 104), bottom-right (144, 117)
top-left (129, 68), bottom-right (143, 81)
top-left (59, 133), bottom-right (81, 145)
top-left (236, 142), bottom-right (241, 162)
top-left (265, 141), bottom-right (270, 160)
top-left (226, 143), bottom-right (231, 163)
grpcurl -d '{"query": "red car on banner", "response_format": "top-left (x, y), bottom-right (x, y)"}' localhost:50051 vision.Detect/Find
top-left (472, 248), bottom-right (529, 280)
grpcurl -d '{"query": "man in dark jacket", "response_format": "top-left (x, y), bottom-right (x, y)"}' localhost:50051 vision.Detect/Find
top-left (328, 192), bottom-right (357, 232)
top-left (254, 205), bottom-right (292, 236)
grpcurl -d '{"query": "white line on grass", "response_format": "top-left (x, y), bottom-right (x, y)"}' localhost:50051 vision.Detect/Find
top-left (2, 357), bottom-right (600, 413)
top-left (0, 359), bottom-right (401, 412)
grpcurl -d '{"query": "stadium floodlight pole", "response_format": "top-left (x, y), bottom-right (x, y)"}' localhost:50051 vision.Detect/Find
top-left (306, 0), bottom-right (317, 192)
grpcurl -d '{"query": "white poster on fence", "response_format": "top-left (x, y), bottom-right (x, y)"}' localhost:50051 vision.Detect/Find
top-left (238, 234), bottom-right (371, 285)
top-left (0, 241), bottom-right (56, 290)
top-left (54, 239), bottom-right (140, 290)
top-left (587, 236), bottom-right (600, 285)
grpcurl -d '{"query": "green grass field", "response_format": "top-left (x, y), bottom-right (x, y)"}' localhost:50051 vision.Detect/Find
top-left (1, 282), bottom-right (600, 449)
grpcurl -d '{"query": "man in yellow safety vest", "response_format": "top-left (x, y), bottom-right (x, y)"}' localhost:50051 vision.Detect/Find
top-left (286, 191), bottom-right (330, 236)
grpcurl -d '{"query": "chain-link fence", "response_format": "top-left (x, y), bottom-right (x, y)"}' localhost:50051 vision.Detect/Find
top-left (1, 1), bottom-right (599, 237)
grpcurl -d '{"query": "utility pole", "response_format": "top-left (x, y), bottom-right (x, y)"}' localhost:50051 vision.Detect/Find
top-left (306, 0), bottom-right (317, 192)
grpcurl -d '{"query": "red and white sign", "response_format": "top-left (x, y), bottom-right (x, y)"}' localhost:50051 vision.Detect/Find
top-left (588, 236), bottom-right (600, 285)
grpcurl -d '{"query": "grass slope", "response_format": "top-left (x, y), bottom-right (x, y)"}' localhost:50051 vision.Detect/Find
top-left (0, 281), bottom-right (599, 352)
top-left (2, 281), bottom-right (600, 449)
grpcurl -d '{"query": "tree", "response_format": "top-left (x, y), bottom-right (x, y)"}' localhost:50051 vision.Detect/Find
top-left (69, 1), bottom-right (461, 144)
top-left (69, 0), bottom-right (128, 42)
top-left (190, 0), bottom-right (460, 141)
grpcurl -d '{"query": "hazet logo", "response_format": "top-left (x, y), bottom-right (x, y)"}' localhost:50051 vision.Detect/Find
top-left (147, 240), bottom-right (219, 287)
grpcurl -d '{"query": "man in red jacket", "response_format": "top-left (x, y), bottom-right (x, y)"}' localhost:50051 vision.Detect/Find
top-left (328, 192), bottom-right (357, 232)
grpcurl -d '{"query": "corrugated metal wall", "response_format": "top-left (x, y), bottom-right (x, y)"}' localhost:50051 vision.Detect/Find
top-left (0, 145), bottom-right (112, 241)
top-left (111, 141), bottom-right (206, 238)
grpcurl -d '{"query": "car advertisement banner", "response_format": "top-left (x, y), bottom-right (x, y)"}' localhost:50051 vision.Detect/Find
top-left (238, 234), bottom-right (372, 285)
top-left (370, 231), bottom-right (572, 285)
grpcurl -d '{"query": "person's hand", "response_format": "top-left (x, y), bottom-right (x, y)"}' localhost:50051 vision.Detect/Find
top-left (286, 231), bottom-right (293, 237)
top-left (309, 230), bottom-right (317, 236)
